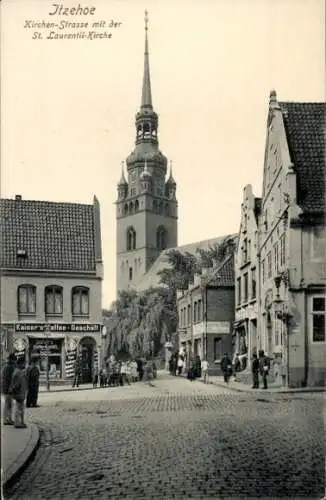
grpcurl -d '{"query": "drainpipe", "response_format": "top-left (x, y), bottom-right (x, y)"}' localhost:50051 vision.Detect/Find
top-left (205, 286), bottom-right (208, 360)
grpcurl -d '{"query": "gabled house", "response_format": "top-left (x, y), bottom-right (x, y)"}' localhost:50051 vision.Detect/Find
top-left (0, 195), bottom-right (104, 384)
top-left (177, 253), bottom-right (235, 372)
top-left (259, 91), bottom-right (326, 387)
top-left (234, 185), bottom-right (261, 368)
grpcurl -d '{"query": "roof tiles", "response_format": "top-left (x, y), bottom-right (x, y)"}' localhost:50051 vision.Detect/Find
top-left (0, 198), bottom-right (96, 272)
top-left (279, 101), bottom-right (326, 214)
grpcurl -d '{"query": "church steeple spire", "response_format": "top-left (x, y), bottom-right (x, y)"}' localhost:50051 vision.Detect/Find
top-left (141, 10), bottom-right (152, 110)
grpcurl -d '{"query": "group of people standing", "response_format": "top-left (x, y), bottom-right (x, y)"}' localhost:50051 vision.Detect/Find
top-left (169, 353), bottom-right (210, 382)
top-left (91, 357), bottom-right (157, 389)
top-left (2, 354), bottom-right (40, 429)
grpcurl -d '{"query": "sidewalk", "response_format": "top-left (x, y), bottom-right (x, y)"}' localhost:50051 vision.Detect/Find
top-left (199, 375), bottom-right (326, 394)
top-left (1, 419), bottom-right (40, 487)
top-left (39, 383), bottom-right (94, 393)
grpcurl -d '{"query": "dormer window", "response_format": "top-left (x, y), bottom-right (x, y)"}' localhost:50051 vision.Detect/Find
top-left (17, 249), bottom-right (27, 258)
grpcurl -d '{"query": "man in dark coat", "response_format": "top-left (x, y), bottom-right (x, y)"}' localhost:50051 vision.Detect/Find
top-left (251, 353), bottom-right (260, 388)
top-left (72, 357), bottom-right (82, 388)
top-left (220, 353), bottom-right (232, 383)
top-left (2, 353), bottom-right (16, 425)
top-left (259, 350), bottom-right (270, 389)
top-left (26, 356), bottom-right (40, 407)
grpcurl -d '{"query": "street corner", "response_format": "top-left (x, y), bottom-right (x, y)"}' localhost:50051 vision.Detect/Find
top-left (2, 421), bottom-right (40, 488)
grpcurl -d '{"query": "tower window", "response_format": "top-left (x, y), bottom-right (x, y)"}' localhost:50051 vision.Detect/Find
top-left (126, 227), bottom-right (137, 251)
top-left (129, 267), bottom-right (133, 281)
top-left (129, 201), bottom-right (134, 214)
top-left (156, 226), bottom-right (167, 250)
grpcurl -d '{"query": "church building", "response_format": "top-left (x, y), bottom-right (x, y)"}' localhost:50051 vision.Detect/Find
top-left (115, 11), bottom-right (178, 294)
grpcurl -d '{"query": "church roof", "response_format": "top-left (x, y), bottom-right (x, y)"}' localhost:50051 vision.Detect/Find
top-left (0, 197), bottom-right (99, 272)
top-left (134, 234), bottom-right (238, 291)
top-left (279, 101), bottom-right (326, 214)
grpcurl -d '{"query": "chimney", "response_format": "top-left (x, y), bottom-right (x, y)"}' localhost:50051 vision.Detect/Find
top-left (15, 195), bottom-right (22, 200)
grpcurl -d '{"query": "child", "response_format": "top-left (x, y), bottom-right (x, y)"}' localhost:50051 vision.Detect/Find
top-left (10, 356), bottom-right (27, 429)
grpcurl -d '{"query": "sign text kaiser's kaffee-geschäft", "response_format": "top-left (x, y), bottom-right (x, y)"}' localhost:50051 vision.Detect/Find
top-left (15, 323), bottom-right (101, 333)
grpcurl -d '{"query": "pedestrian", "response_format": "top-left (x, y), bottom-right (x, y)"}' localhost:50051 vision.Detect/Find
top-left (26, 355), bottom-right (40, 408)
top-left (72, 357), bottom-right (81, 388)
top-left (2, 353), bottom-right (16, 425)
top-left (10, 356), bottom-right (27, 428)
top-left (92, 364), bottom-right (98, 388)
top-left (177, 355), bottom-right (184, 376)
top-left (120, 360), bottom-right (131, 385)
top-left (259, 350), bottom-right (270, 389)
top-left (168, 356), bottom-right (173, 374)
top-left (251, 353), bottom-right (260, 388)
top-left (137, 358), bottom-right (144, 381)
top-left (220, 352), bottom-right (232, 383)
top-left (201, 358), bottom-right (209, 383)
top-left (232, 353), bottom-right (241, 382)
top-left (194, 355), bottom-right (202, 378)
top-left (130, 359), bottom-right (138, 382)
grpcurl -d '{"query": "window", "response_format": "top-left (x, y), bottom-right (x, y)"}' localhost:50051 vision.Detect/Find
top-left (126, 227), bottom-right (136, 251)
top-left (237, 277), bottom-right (241, 305)
top-left (262, 260), bottom-right (265, 284)
top-left (214, 337), bottom-right (222, 361)
top-left (156, 226), bottom-right (167, 250)
top-left (187, 304), bottom-right (191, 325)
top-left (312, 297), bottom-right (326, 342)
top-left (130, 188), bottom-right (136, 197)
top-left (18, 285), bottom-right (36, 314)
top-left (45, 286), bottom-right (63, 315)
top-left (267, 252), bottom-right (272, 278)
top-left (135, 200), bottom-right (139, 212)
top-left (129, 267), bottom-right (133, 281)
top-left (243, 239), bottom-right (248, 264)
top-left (251, 268), bottom-right (256, 299)
top-left (280, 234), bottom-right (286, 266)
top-left (198, 300), bottom-right (202, 322)
top-left (72, 287), bottom-right (89, 316)
top-left (243, 273), bottom-right (249, 303)
top-left (194, 302), bottom-right (197, 323)
top-left (274, 242), bottom-right (279, 273)
top-left (312, 226), bottom-right (326, 259)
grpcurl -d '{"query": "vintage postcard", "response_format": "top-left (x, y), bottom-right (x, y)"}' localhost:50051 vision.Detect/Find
top-left (1, 0), bottom-right (325, 499)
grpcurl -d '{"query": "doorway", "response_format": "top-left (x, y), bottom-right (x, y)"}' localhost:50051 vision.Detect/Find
top-left (79, 337), bottom-right (97, 383)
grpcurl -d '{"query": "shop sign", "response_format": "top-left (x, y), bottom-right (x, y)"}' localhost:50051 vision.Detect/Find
top-left (30, 338), bottom-right (62, 353)
top-left (15, 323), bottom-right (101, 333)
top-left (206, 321), bottom-right (230, 334)
top-left (193, 322), bottom-right (204, 335)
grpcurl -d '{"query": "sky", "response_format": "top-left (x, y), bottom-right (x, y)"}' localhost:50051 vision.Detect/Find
top-left (1, 0), bottom-right (325, 308)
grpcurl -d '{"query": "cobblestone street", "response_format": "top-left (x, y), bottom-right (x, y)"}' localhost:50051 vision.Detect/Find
top-left (5, 375), bottom-right (325, 499)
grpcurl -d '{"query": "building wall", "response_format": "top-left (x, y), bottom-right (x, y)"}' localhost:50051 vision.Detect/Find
top-left (116, 195), bottom-right (178, 293)
top-left (259, 95), bottom-right (326, 387)
top-left (1, 272), bottom-right (103, 380)
top-left (234, 185), bottom-right (260, 365)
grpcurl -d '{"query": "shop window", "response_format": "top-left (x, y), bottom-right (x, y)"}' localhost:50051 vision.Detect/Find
top-left (214, 337), bottom-right (222, 361)
top-left (45, 285), bottom-right (63, 315)
top-left (72, 287), bottom-right (89, 316)
top-left (17, 284), bottom-right (36, 315)
top-left (312, 296), bottom-right (326, 342)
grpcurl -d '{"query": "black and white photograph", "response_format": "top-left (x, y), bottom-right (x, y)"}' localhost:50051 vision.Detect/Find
top-left (1, 0), bottom-right (325, 498)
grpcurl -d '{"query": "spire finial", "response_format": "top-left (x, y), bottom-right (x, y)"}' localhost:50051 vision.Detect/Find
top-left (145, 9), bottom-right (148, 31)
top-left (169, 160), bottom-right (173, 175)
top-left (141, 10), bottom-right (152, 109)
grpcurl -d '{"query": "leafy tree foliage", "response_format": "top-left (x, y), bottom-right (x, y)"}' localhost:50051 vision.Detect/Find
top-left (103, 235), bottom-right (236, 359)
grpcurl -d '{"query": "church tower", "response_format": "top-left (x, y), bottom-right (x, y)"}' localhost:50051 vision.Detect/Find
top-left (116, 11), bottom-right (178, 294)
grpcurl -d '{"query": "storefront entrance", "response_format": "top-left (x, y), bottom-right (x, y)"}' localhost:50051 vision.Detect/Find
top-left (79, 336), bottom-right (97, 383)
